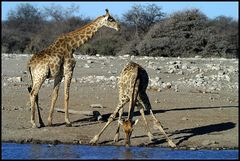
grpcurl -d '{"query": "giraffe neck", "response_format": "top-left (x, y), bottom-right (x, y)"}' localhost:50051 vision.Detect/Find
top-left (65, 16), bottom-right (104, 51)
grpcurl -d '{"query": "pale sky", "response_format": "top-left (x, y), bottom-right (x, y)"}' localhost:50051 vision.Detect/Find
top-left (1, 1), bottom-right (239, 20)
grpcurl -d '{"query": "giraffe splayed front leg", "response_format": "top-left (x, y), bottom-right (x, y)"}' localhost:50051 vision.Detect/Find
top-left (138, 88), bottom-right (176, 148)
top-left (113, 108), bottom-right (124, 142)
top-left (150, 110), bottom-right (176, 148)
top-left (90, 99), bottom-right (128, 145)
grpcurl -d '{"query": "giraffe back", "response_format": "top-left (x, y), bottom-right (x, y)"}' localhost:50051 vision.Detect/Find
top-left (118, 61), bottom-right (149, 98)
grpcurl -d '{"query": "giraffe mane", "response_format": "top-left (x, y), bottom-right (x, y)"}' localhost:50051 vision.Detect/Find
top-left (66, 16), bottom-right (104, 36)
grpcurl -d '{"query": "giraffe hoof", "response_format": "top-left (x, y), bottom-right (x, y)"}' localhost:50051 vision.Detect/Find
top-left (89, 139), bottom-right (96, 145)
top-left (147, 132), bottom-right (155, 142)
top-left (113, 134), bottom-right (119, 142)
top-left (32, 124), bottom-right (37, 128)
top-left (153, 124), bottom-right (159, 130)
top-left (47, 120), bottom-right (53, 126)
top-left (90, 142), bottom-right (96, 145)
top-left (39, 123), bottom-right (45, 128)
top-left (89, 135), bottom-right (99, 145)
top-left (66, 123), bottom-right (72, 127)
top-left (149, 137), bottom-right (157, 142)
top-left (168, 140), bottom-right (176, 148)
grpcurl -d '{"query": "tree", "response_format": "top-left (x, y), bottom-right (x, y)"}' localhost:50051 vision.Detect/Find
top-left (2, 4), bottom-right (45, 53)
top-left (206, 16), bottom-right (238, 58)
top-left (7, 3), bottom-right (44, 33)
top-left (123, 4), bottom-right (165, 38)
top-left (43, 3), bottom-right (80, 22)
top-left (136, 8), bottom-right (238, 58)
top-left (136, 9), bottom-right (210, 57)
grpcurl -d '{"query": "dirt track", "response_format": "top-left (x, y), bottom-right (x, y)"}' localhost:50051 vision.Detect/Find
top-left (1, 54), bottom-right (238, 149)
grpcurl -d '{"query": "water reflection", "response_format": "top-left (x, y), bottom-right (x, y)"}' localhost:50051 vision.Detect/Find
top-left (30, 144), bottom-right (41, 159)
top-left (123, 148), bottom-right (133, 159)
top-left (2, 143), bottom-right (238, 160)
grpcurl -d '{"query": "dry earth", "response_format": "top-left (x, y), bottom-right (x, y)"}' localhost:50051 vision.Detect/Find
top-left (1, 53), bottom-right (238, 149)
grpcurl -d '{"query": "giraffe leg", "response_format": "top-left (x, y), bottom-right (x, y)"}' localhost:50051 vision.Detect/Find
top-left (139, 91), bottom-right (176, 148)
top-left (28, 86), bottom-right (44, 128)
top-left (30, 92), bottom-right (37, 128)
top-left (113, 108), bottom-right (123, 142)
top-left (127, 79), bottom-right (140, 120)
top-left (63, 58), bottom-right (76, 127)
top-left (36, 94), bottom-right (45, 127)
top-left (48, 75), bottom-right (63, 126)
top-left (63, 72), bottom-right (73, 127)
top-left (150, 110), bottom-right (176, 148)
top-left (29, 79), bottom-right (45, 128)
top-left (139, 105), bottom-right (154, 142)
top-left (90, 99), bottom-right (128, 145)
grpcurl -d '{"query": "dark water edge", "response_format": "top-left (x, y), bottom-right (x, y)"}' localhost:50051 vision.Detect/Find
top-left (2, 143), bottom-right (239, 160)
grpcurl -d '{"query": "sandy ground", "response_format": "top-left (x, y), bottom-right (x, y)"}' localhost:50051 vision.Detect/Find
top-left (1, 54), bottom-right (238, 149)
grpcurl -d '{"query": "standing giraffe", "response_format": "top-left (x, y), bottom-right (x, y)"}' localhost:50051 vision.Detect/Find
top-left (27, 9), bottom-right (120, 128)
top-left (90, 61), bottom-right (176, 148)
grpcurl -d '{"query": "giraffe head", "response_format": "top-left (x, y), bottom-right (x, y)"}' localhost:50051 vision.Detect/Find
top-left (100, 9), bottom-right (120, 31)
top-left (118, 119), bottom-right (139, 147)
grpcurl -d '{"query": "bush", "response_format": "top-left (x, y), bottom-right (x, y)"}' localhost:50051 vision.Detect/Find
top-left (136, 9), bottom-right (238, 58)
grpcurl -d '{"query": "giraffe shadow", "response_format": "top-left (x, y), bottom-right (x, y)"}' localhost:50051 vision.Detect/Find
top-left (131, 133), bottom-right (167, 146)
top-left (170, 122), bottom-right (236, 146)
top-left (101, 105), bottom-right (238, 122)
top-left (49, 105), bottom-right (237, 127)
top-left (72, 117), bottom-right (101, 127)
top-left (159, 105), bottom-right (238, 113)
top-left (44, 116), bottom-right (100, 127)
top-left (48, 122), bottom-right (66, 127)
top-left (146, 138), bottom-right (167, 146)
top-left (93, 122), bottom-right (235, 146)
top-left (116, 122), bottom-right (235, 146)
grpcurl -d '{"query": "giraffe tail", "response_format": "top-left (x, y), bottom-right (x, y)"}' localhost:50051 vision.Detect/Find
top-left (27, 66), bottom-right (33, 93)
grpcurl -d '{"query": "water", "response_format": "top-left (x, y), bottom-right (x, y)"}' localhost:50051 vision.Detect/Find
top-left (2, 143), bottom-right (238, 160)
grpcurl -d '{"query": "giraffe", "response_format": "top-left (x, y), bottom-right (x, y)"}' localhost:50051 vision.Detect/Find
top-left (90, 61), bottom-right (176, 147)
top-left (27, 9), bottom-right (120, 128)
